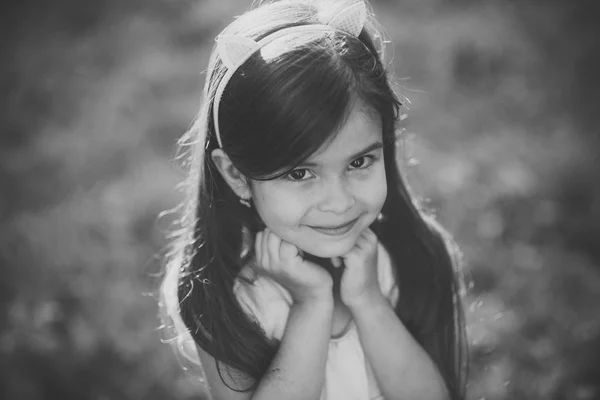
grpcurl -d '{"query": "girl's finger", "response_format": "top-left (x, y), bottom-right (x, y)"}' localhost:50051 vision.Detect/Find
top-left (341, 246), bottom-right (356, 261)
top-left (280, 241), bottom-right (298, 263)
top-left (267, 229), bottom-right (281, 266)
top-left (353, 232), bottom-right (370, 251)
top-left (364, 228), bottom-right (377, 243)
top-left (262, 228), bottom-right (271, 269)
top-left (254, 231), bottom-right (263, 265)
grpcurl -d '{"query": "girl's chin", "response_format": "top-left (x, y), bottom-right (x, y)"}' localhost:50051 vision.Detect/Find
top-left (299, 240), bottom-right (356, 259)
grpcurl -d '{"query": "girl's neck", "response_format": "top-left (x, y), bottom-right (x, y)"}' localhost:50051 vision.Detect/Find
top-left (303, 253), bottom-right (345, 296)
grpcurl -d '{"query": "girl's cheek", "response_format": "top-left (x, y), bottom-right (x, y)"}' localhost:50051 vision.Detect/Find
top-left (356, 168), bottom-right (387, 208)
top-left (255, 185), bottom-right (309, 226)
top-left (272, 201), bottom-right (305, 225)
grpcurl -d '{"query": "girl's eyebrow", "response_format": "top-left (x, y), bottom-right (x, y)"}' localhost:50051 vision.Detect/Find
top-left (300, 141), bottom-right (384, 167)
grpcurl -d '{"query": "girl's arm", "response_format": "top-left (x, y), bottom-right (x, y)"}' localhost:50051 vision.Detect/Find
top-left (197, 296), bottom-right (334, 400)
top-left (340, 229), bottom-right (449, 400)
top-left (349, 292), bottom-right (449, 400)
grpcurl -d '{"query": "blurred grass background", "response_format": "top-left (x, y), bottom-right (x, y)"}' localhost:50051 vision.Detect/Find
top-left (1, 0), bottom-right (599, 399)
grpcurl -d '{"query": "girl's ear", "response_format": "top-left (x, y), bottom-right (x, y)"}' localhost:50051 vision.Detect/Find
top-left (211, 149), bottom-right (252, 200)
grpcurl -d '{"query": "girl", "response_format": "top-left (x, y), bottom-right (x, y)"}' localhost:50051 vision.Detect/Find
top-left (161, 0), bottom-right (468, 399)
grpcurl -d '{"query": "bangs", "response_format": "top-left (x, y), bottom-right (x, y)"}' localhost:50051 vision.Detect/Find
top-left (218, 31), bottom-right (360, 180)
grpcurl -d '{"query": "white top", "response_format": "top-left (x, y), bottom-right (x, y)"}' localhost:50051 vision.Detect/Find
top-left (233, 242), bottom-right (399, 400)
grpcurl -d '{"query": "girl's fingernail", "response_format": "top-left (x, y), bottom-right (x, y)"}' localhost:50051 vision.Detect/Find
top-left (331, 257), bottom-right (341, 268)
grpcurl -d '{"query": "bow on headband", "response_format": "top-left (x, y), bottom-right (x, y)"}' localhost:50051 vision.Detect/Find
top-left (213, 1), bottom-right (368, 148)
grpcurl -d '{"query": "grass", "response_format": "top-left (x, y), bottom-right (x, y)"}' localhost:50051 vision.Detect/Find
top-left (1, 1), bottom-right (599, 399)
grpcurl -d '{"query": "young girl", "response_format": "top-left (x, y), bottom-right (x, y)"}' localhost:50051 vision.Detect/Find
top-left (161, 0), bottom-right (468, 399)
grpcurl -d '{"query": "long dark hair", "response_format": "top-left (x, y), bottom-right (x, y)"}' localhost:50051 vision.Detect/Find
top-left (161, 0), bottom-right (468, 398)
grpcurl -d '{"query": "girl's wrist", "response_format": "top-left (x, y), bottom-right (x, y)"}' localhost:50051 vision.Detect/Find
top-left (345, 289), bottom-right (386, 314)
top-left (293, 290), bottom-right (334, 308)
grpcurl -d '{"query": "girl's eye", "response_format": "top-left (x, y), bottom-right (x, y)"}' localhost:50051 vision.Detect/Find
top-left (350, 155), bottom-right (375, 169)
top-left (286, 169), bottom-right (311, 182)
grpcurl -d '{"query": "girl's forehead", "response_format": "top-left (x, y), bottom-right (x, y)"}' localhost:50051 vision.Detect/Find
top-left (303, 105), bottom-right (383, 165)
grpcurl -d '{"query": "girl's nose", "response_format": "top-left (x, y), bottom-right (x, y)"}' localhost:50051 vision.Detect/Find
top-left (317, 179), bottom-right (356, 215)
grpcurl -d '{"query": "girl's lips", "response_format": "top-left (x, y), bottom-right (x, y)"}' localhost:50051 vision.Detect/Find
top-left (309, 218), bottom-right (359, 236)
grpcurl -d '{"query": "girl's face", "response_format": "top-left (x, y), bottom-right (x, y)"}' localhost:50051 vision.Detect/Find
top-left (250, 102), bottom-right (387, 258)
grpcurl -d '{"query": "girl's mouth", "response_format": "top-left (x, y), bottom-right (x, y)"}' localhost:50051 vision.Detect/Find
top-left (309, 218), bottom-right (359, 236)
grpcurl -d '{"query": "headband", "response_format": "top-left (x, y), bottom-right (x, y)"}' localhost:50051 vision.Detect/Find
top-left (212, 1), bottom-right (368, 148)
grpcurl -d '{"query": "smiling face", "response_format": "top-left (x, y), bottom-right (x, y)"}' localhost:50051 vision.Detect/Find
top-left (249, 102), bottom-right (388, 258)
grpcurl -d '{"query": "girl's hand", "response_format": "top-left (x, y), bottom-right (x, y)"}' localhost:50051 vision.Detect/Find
top-left (254, 228), bottom-right (333, 305)
top-left (339, 228), bottom-right (381, 309)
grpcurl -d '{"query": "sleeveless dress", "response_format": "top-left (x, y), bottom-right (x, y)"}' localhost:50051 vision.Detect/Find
top-left (162, 242), bottom-right (398, 400)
